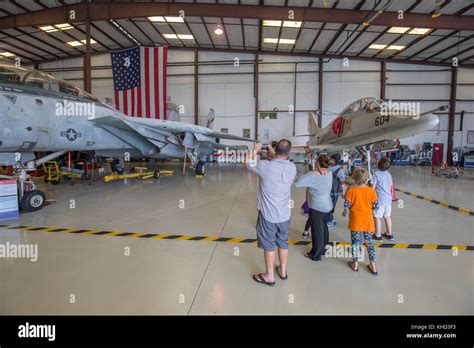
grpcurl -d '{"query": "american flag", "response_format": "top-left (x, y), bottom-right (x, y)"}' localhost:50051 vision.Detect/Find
top-left (111, 46), bottom-right (168, 119)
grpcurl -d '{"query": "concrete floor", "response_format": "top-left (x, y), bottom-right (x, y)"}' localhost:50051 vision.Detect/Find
top-left (0, 163), bottom-right (473, 314)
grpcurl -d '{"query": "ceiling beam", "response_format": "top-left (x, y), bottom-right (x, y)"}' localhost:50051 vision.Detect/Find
top-left (321, 0), bottom-right (365, 55)
top-left (202, 18), bottom-right (216, 49)
top-left (440, 46), bottom-right (473, 63)
top-left (358, 0), bottom-right (423, 57)
top-left (2, 2), bottom-right (473, 31)
top-left (422, 35), bottom-right (473, 61)
top-left (0, 29), bottom-right (62, 59)
top-left (405, 30), bottom-right (459, 60)
top-left (144, 19), bottom-right (170, 46)
top-left (91, 21), bottom-right (126, 49)
top-left (221, 18), bottom-right (231, 50)
top-left (339, 26), bottom-right (367, 55)
top-left (240, 18), bottom-right (246, 50)
top-left (370, 0), bottom-right (423, 58)
top-left (35, 45), bottom-right (474, 69)
top-left (0, 7), bottom-right (76, 58)
top-left (38, 0), bottom-right (107, 51)
top-left (0, 41), bottom-right (38, 62)
top-left (355, 28), bottom-right (389, 56)
top-left (459, 54), bottom-right (474, 64)
top-left (390, 3), bottom-right (474, 60)
top-left (307, 0), bottom-right (338, 53)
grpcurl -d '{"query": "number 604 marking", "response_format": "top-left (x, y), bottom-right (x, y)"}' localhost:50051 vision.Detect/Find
top-left (375, 115), bottom-right (390, 126)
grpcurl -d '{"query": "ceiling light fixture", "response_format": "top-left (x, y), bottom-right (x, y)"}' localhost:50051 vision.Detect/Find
top-left (148, 16), bottom-right (166, 22)
top-left (214, 24), bottom-right (224, 35)
top-left (66, 39), bottom-right (97, 47)
top-left (387, 45), bottom-right (405, 50)
top-left (263, 38), bottom-right (295, 44)
top-left (388, 27), bottom-right (410, 34)
top-left (283, 21), bottom-right (302, 28)
top-left (368, 44), bottom-right (387, 50)
top-left (263, 20), bottom-right (282, 27)
top-left (39, 23), bottom-right (73, 33)
top-left (148, 16), bottom-right (184, 23)
top-left (409, 28), bottom-right (431, 35)
top-left (67, 40), bottom-right (83, 47)
top-left (177, 34), bottom-right (194, 40)
top-left (279, 38), bottom-right (296, 44)
top-left (163, 34), bottom-right (194, 40)
top-left (263, 38), bottom-right (279, 44)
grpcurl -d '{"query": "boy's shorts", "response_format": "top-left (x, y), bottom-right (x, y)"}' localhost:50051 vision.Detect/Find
top-left (374, 203), bottom-right (392, 218)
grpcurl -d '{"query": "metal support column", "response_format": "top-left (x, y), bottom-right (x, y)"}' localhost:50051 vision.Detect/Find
top-left (318, 57), bottom-right (323, 127)
top-left (194, 48), bottom-right (199, 125)
top-left (380, 61), bottom-right (386, 100)
top-left (84, 19), bottom-right (92, 93)
top-left (293, 62), bottom-right (297, 136)
top-left (254, 52), bottom-right (259, 141)
top-left (447, 66), bottom-right (457, 165)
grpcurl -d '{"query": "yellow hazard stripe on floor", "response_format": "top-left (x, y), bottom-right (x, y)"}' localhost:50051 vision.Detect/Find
top-left (395, 188), bottom-right (474, 216)
top-left (0, 224), bottom-right (472, 252)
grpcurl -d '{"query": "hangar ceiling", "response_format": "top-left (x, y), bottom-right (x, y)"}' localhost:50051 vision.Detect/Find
top-left (0, 0), bottom-right (473, 67)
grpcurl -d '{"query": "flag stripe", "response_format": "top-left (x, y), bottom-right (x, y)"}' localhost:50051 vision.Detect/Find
top-left (130, 88), bottom-right (135, 116)
top-left (123, 90), bottom-right (128, 116)
top-left (154, 47), bottom-right (159, 119)
top-left (137, 86), bottom-right (142, 117)
top-left (144, 47), bottom-right (151, 118)
top-left (163, 46), bottom-right (167, 120)
top-left (114, 89), bottom-right (119, 110)
top-left (149, 48), bottom-right (155, 119)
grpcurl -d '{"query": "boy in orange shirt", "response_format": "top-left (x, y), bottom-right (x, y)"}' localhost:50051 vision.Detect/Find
top-left (342, 168), bottom-right (378, 275)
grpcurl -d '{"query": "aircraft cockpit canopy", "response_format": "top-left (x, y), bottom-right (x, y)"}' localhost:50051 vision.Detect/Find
top-left (341, 97), bottom-right (385, 115)
top-left (0, 63), bottom-right (98, 102)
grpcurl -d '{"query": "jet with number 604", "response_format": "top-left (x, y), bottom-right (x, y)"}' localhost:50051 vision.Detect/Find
top-left (0, 63), bottom-right (253, 212)
top-left (294, 97), bottom-right (446, 172)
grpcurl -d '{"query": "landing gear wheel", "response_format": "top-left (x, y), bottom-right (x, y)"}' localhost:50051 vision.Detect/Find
top-left (153, 170), bottom-right (160, 179)
top-left (195, 161), bottom-right (205, 176)
top-left (111, 159), bottom-right (125, 174)
top-left (49, 178), bottom-right (61, 185)
top-left (21, 190), bottom-right (46, 212)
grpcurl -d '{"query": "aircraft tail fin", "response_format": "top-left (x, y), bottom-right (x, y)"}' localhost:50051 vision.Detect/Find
top-left (206, 108), bottom-right (215, 129)
top-left (308, 112), bottom-right (320, 136)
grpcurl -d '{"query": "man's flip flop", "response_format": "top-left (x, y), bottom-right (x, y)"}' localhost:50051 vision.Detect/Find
top-left (253, 274), bottom-right (275, 286)
top-left (275, 266), bottom-right (288, 280)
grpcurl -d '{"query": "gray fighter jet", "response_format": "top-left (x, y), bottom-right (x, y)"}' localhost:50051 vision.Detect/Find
top-left (0, 63), bottom-right (252, 212)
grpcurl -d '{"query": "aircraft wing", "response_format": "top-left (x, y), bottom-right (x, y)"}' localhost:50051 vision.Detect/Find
top-left (89, 115), bottom-right (253, 156)
top-left (91, 116), bottom-right (254, 141)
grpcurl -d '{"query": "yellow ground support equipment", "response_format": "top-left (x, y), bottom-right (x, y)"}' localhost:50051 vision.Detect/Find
top-left (43, 161), bottom-right (88, 185)
top-left (103, 167), bottom-right (174, 182)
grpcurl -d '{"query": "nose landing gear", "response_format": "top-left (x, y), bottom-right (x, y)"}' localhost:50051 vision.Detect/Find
top-left (21, 190), bottom-right (46, 212)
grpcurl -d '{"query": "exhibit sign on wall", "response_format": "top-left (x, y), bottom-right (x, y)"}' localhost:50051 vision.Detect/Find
top-left (467, 130), bottom-right (474, 144)
top-left (0, 180), bottom-right (19, 221)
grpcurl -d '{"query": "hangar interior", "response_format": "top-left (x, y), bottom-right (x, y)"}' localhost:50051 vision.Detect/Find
top-left (0, 0), bottom-right (473, 315)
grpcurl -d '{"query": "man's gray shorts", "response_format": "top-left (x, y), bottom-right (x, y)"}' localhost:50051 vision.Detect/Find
top-left (256, 212), bottom-right (290, 251)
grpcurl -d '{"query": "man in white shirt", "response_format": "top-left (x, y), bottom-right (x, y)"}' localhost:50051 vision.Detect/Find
top-left (246, 140), bottom-right (297, 286)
